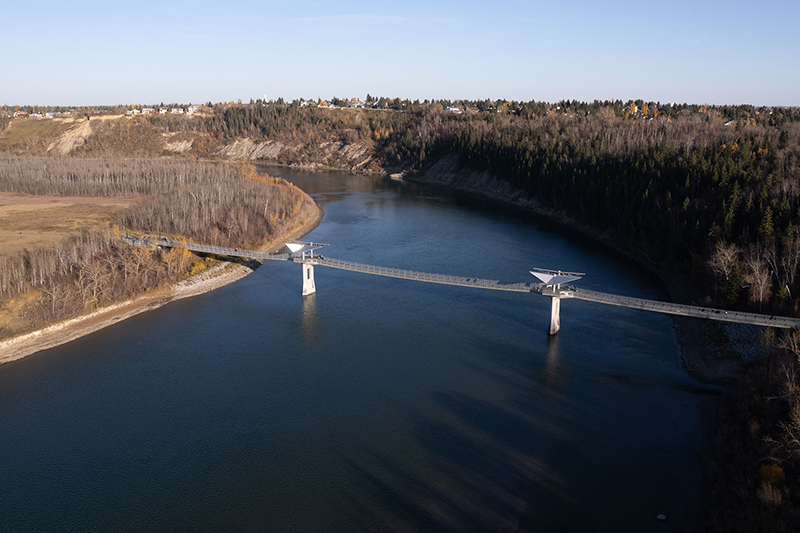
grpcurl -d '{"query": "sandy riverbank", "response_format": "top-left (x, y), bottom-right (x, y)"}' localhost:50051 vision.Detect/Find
top-left (0, 205), bottom-right (324, 366)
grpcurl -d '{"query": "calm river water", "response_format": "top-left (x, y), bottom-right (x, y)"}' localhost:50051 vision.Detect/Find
top-left (0, 168), bottom-right (713, 532)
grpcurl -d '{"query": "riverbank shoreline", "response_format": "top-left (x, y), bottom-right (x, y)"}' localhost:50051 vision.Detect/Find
top-left (0, 204), bottom-right (324, 366)
top-left (403, 158), bottom-right (744, 385)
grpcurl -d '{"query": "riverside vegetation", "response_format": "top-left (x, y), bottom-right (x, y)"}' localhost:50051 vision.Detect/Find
top-left (0, 155), bottom-right (315, 339)
top-left (3, 97), bottom-right (800, 529)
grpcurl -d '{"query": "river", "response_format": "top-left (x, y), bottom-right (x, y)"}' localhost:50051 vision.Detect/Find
top-left (0, 168), bottom-right (712, 532)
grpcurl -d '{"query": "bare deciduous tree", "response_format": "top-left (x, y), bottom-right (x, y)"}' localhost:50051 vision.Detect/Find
top-left (745, 246), bottom-right (772, 310)
top-left (709, 241), bottom-right (741, 288)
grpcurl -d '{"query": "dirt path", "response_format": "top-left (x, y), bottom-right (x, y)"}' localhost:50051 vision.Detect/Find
top-left (49, 118), bottom-right (92, 155)
top-left (0, 205), bottom-right (324, 365)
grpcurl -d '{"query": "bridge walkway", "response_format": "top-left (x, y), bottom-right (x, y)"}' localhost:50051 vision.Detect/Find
top-left (128, 236), bottom-right (800, 330)
top-left (123, 236), bottom-right (293, 262)
top-left (307, 256), bottom-right (539, 293)
top-left (572, 288), bottom-right (800, 329)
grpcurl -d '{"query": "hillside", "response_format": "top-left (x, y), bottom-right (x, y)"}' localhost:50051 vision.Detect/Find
top-left (0, 110), bottom-right (383, 173)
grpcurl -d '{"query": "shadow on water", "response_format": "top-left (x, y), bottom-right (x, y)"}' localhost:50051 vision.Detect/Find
top-left (301, 293), bottom-right (319, 342)
top-left (543, 334), bottom-right (561, 387)
top-left (333, 311), bottom-right (702, 532)
top-left (335, 392), bottom-right (568, 532)
top-left (332, 325), bottom-right (571, 531)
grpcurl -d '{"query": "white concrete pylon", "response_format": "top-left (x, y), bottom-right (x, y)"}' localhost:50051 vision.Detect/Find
top-left (302, 263), bottom-right (316, 296)
top-left (549, 296), bottom-right (561, 335)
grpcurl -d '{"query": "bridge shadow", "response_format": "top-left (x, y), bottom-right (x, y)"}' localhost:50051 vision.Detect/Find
top-left (334, 390), bottom-right (570, 532)
top-left (301, 293), bottom-right (319, 346)
top-left (333, 331), bottom-right (574, 532)
top-left (544, 334), bottom-right (561, 387)
top-left (193, 251), bottom-right (263, 272)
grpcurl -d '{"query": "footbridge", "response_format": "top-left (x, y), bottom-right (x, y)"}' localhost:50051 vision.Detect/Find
top-left (124, 236), bottom-right (800, 334)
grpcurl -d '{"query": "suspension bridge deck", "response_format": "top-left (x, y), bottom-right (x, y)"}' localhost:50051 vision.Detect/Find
top-left (308, 256), bottom-right (539, 293)
top-left (127, 236), bottom-right (800, 330)
top-left (571, 288), bottom-right (800, 329)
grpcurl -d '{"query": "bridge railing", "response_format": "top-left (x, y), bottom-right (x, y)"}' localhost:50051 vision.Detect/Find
top-left (122, 236), bottom-right (291, 261)
top-left (574, 288), bottom-right (800, 329)
top-left (307, 257), bottom-right (538, 293)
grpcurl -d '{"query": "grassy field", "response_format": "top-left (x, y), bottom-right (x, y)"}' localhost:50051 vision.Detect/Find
top-left (0, 191), bottom-right (144, 336)
top-left (0, 192), bottom-right (142, 259)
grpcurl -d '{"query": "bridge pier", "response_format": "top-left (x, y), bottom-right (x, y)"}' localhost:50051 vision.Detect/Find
top-left (542, 286), bottom-right (574, 335)
top-left (549, 296), bottom-right (561, 335)
top-left (302, 263), bottom-right (316, 296)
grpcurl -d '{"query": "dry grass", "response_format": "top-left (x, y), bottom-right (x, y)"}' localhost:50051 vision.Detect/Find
top-left (0, 192), bottom-right (143, 258)
top-left (0, 290), bottom-right (43, 336)
top-left (0, 118), bottom-right (73, 152)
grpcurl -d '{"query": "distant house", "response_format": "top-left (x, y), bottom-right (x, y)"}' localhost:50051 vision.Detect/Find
top-left (159, 108), bottom-right (168, 114)
top-left (446, 107), bottom-right (462, 114)
top-left (142, 108), bottom-right (154, 115)
top-left (13, 111), bottom-right (28, 118)
top-left (170, 108), bottom-right (184, 114)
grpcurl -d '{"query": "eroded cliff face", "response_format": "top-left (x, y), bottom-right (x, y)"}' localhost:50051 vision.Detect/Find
top-left (214, 138), bottom-right (380, 174)
top-left (214, 138), bottom-right (285, 159)
top-left (411, 155), bottom-right (535, 206)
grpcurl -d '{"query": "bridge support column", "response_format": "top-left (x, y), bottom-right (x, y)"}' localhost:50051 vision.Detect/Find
top-left (302, 263), bottom-right (316, 296)
top-left (549, 296), bottom-right (561, 335)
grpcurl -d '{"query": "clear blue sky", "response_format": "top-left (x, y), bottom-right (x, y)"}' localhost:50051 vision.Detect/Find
top-left (3, 0), bottom-right (798, 106)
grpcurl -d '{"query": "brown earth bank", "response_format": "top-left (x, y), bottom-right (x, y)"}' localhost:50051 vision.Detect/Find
top-left (0, 203), bottom-right (323, 365)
